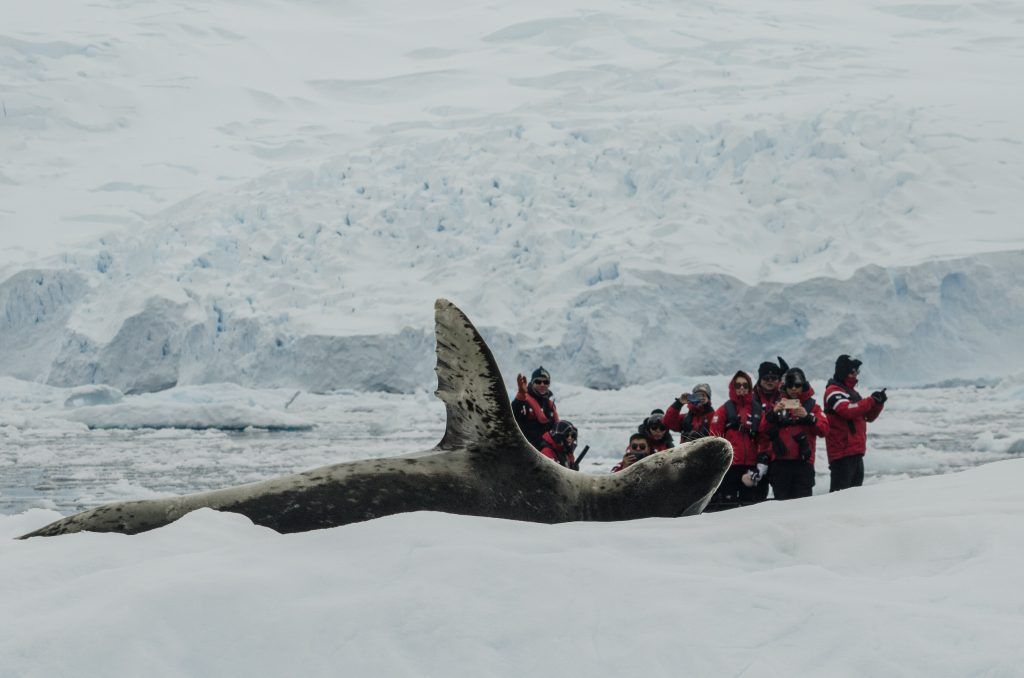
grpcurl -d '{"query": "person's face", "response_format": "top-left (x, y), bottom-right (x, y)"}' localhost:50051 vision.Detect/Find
top-left (694, 392), bottom-right (709, 405)
top-left (785, 382), bottom-right (804, 398)
top-left (760, 374), bottom-right (780, 391)
top-left (630, 440), bottom-right (649, 454)
top-left (532, 377), bottom-right (550, 394)
top-left (733, 378), bottom-right (751, 394)
top-left (647, 422), bottom-right (666, 437)
top-left (847, 367), bottom-right (859, 380)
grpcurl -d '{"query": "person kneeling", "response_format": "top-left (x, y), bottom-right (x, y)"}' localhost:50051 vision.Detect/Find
top-left (766, 368), bottom-right (829, 500)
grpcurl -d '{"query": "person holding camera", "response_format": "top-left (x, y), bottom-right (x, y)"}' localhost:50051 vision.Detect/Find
top-left (512, 366), bottom-right (559, 450)
top-left (748, 357), bottom-right (788, 475)
top-left (662, 383), bottom-right (714, 441)
top-left (824, 355), bottom-right (887, 492)
top-left (611, 433), bottom-right (652, 472)
top-left (706, 370), bottom-right (768, 509)
top-left (765, 367), bottom-right (828, 500)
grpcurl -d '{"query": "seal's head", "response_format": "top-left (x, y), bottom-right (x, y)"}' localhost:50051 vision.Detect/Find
top-left (622, 437), bottom-right (734, 517)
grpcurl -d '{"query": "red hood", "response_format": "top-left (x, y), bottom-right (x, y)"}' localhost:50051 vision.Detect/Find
top-left (728, 370), bottom-right (754, 405)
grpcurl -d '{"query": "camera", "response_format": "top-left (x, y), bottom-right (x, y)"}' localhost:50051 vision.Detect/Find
top-left (687, 393), bottom-right (703, 405)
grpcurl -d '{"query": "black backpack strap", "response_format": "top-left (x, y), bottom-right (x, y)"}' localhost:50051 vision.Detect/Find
top-left (724, 401), bottom-right (740, 430)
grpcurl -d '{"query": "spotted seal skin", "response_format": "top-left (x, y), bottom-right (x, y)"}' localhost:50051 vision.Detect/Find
top-left (19, 299), bottom-right (732, 539)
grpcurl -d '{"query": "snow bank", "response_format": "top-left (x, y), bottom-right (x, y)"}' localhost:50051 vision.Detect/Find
top-left (2, 459), bottom-right (1022, 677)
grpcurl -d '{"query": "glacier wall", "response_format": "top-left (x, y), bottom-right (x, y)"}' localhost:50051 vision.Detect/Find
top-left (1, 251), bottom-right (1019, 393)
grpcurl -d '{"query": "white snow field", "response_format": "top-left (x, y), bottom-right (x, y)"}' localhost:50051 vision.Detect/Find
top-left (2, 0), bottom-right (1024, 392)
top-left (3, 459), bottom-right (1024, 678)
top-left (3, 1), bottom-right (1024, 675)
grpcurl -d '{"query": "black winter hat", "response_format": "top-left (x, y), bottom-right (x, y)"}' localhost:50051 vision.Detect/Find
top-left (531, 366), bottom-right (551, 382)
top-left (757, 356), bottom-right (790, 380)
top-left (834, 355), bottom-right (862, 381)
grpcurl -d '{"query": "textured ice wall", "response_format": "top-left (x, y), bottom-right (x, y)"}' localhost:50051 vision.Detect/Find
top-left (1, 251), bottom-right (1019, 392)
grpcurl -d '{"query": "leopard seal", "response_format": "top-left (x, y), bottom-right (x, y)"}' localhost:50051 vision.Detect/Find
top-left (19, 299), bottom-right (732, 538)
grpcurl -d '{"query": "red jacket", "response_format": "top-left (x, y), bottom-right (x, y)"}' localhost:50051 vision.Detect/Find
top-left (709, 371), bottom-right (757, 467)
top-left (512, 386), bottom-right (559, 450)
top-left (764, 386), bottom-right (829, 465)
top-left (751, 384), bottom-right (782, 456)
top-left (663, 400), bottom-right (714, 440)
top-left (538, 431), bottom-right (575, 468)
top-left (824, 377), bottom-right (884, 462)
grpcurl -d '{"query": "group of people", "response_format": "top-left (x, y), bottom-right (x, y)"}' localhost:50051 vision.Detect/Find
top-left (510, 355), bottom-right (887, 508)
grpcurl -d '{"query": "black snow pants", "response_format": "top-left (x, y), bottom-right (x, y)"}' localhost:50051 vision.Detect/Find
top-left (829, 454), bottom-right (865, 492)
top-left (769, 460), bottom-right (814, 500)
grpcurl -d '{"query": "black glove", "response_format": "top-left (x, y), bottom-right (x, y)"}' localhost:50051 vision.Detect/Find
top-left (871, 389), bottom-right (888, 404)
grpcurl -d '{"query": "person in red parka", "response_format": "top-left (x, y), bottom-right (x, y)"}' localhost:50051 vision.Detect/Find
top-left (538, 420), bottom-right (579, 470)
top-left (824, 355), bottom-right (887, 492)
top-left (765, 367), bottom-right (829, 500)
top-left (662, 383), bottom-right (714, 441)
top-left (638, 412), bottom-right (674, 452)
top-left (511, 366), bottom-right (559, 450)
top-left (750, 358), bottom-right (788, 468)
top-left (706, 370), bottom-right (767, 509)
top-left (611, 433), bottom-right (651, 473)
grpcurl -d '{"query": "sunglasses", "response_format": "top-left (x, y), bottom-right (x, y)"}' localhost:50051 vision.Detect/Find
top-left (761, 375), bottom-right (780, 382)
top-left (648, 424), bottom-right (665, 431)
top-left (630, 444), bottom-right (648, 451)
top-left (734, 382), bottom-right (750, 390)
top-left (786, 383), bottom-right (806, 389)
top-left (533, 379), bottom-right (549, 385)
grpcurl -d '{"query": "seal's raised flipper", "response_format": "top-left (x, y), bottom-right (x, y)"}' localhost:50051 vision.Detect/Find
top-left (433, 298), bottom-right (531, 453)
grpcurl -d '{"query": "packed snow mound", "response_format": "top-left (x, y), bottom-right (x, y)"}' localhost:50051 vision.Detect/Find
top-left (3, 459), bottom-right (1023, 677)
top-left (64, 385), bottom-right (124, 408)
top-left (61, 383), bottom-right (314, 431)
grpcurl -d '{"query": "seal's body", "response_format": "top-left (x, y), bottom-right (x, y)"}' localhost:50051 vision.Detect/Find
top-left (20, 300), bottom-right (732, 539)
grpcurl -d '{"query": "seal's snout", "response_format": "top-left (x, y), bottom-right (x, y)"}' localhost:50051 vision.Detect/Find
top-left (706, 436), bottom-right (734, 466)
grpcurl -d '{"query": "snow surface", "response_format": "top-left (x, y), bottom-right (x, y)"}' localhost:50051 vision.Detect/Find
top-left (3, 2), bottom-right (1024, 672)
top-left (2, 0), bottom-right (1024, 391)
top-left (3, 460), bottom-right (1024, 677)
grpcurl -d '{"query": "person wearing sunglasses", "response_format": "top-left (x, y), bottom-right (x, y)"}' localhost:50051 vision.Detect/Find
top-left (611, 433), bottom-right (652, 472)
top-left (764, 367), bottom-right (829, 500)
top-left (638, 412), bottom-right (675, 452)
top-left (662, 383), bottom-right (714, 441)
top-left (824, 355), bottom-right (887, 492)
top-left (539, 420), bottom-right (580, 470)
top-left (750, 357), bottom-right (789, 474)
top-left (512, 366), bottom-right (560, 450)
top-left (707, 370), bottom-right (766, 509)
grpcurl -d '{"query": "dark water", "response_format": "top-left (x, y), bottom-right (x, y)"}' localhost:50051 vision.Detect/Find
top-left (1, 385), bottom-right (1020, 516)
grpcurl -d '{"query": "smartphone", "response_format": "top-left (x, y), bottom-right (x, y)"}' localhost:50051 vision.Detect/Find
top-left (780, 398), bottom-right (801, 409)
